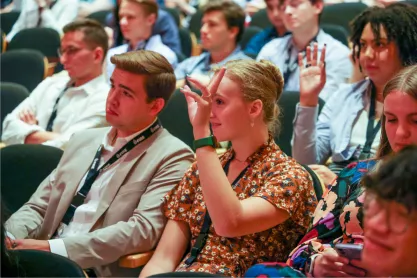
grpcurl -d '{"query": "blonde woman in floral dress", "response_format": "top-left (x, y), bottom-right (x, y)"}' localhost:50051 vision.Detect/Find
top-left (141, 59), bottom-right (318, 277)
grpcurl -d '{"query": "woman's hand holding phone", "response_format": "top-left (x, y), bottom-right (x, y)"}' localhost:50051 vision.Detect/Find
top-left (312, 247), bottom-right (367, 277)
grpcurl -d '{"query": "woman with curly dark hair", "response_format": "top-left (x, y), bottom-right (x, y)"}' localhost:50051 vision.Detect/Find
top-left (291, 3), bottom-right (417, 185)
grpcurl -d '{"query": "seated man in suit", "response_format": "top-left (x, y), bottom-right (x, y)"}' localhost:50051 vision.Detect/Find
top-left (105, 0), bottom-right (177, 81)
top-left (2, 19), bottom-right (110, 149)
top-left (175, 0), bottom-right (251, 88)
top-left (5, 50), bottom-right (194, 277)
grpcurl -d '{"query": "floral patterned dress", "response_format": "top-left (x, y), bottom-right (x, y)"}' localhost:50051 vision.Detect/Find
top-left (244, 160), bottom-right (378, 277)
top-left (164, 137), bottom-right (318, 277)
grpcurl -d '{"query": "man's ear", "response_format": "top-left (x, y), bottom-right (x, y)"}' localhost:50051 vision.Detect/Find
top-left (147, 13), bottom-right (157, 27)
top-left (93, 47), bottom-right (105, 64)
top-left (228, 26), bottom-right (239, 42)
top-left (314, 0), bottom-right (324, 15)
top-left (150, 98), bottom-right (165, 116)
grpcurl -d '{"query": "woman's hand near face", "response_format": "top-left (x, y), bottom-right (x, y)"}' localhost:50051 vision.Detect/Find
top-left (309, 164), bottom-right (337, 186)
top-left (299, 43), bottom-right (327, 107)
top-left (181, 68), bottom-right (226, 139)
top-left (313, 247), bottom-right (366, 277)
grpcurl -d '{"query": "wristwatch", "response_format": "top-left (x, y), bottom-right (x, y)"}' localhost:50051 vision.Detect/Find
top-left (193, 135), bottom-right (217, 150)
top-left (305, 254), bottom-right (320, 277)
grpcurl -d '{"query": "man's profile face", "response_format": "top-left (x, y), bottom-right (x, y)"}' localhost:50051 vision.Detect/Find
top-left (119, 1), bottom-right (155, 43)
top-left (106, 68), bottom-right (156, 133)
top-left (59, 31), bottom-right (99, 80)
top-left (200, 10), bottom-right (237, 51)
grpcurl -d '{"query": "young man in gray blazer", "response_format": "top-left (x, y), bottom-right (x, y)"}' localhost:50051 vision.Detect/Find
top-left (5, 50), bottom-right (194, 277)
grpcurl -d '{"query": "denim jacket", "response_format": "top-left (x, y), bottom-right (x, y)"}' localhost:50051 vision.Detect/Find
top-left (292, 79), bottom-right (371, 164)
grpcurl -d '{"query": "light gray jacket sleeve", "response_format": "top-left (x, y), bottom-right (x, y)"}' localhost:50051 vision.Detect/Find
top-left (292, 102), bottom-right (333, 165)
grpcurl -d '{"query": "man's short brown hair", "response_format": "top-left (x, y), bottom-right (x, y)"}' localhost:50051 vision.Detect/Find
top-left (110, 50), bottom-right (176, 109)
top-left (63, 19), bottom-right (109, 60)
top-left (202, 0), bottom-right (245, 44)
top-left (124, 0), bottom-right (159, 17)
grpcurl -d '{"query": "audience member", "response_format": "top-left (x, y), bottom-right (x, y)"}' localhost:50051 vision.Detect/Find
top-left (2, 19), bottom-right (110, 149)
top-left (245, 63), bottom-right (417, 277)
top-left (257, 0), bottom-right (351, 101)
top-left (292, 3), bottom-right (417, 184)
top-left (78, 0), bottom-right (115, 18)
top-left (5, 50), bottom-right (194, 277)
top-left (6, 0), bottom-right (78, 41)
top-left (105, 0), bottom-right (177, 80)
top-left (108, 0), bottom-right (181, 53)
top-left (244, 0), bottom-right (288, 57)
top-left (175, 0), bottom-right (251, 88)
top-left (141, 59), bottom-right (317, 277)
top-left (361, 145), bottom-right (417, 277)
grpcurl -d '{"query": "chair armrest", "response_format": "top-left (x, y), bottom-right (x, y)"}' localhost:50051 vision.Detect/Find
top-left (119, 251), bottom-right (154, 268)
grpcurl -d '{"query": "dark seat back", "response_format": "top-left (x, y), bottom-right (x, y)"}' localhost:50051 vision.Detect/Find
top-left (0, 11), bottom-right (20, 34)
top-left (7, 27), bottom-right (61, 61)
top-left (0, 49), bottom-right (46, 92)
top-left (275, 91), bottom-right (325, 156)
top-left (0, 82), bottom-right (30, 138)
top-left (250, 9), bottom-right (272, 29)
top-left (7, 249), bottom-right (86, 277)
top-left (1, 144), bottom-right (63, 214)
top-left (240, 26), bottom-right (263, 50)
top-left (321, 23), bottom-right (349, 47)
top-left (86, 10), bottom-right (112, 26)
top-left (179, 27), bottom-right (193, 58)
top-left (159, 89), bottom-right (195, 149)
top-left (189, 9), bottom-right (203, 39)
top-left (321, 2), bottom-right (368, 34)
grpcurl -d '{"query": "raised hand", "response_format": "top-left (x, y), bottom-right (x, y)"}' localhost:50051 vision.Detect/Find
top-left (181, 68), bottom-right (226, 139)
top-left (299, 43), bottom-right (326, 107)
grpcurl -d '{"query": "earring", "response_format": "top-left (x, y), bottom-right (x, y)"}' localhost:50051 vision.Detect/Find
top-left (250, 121), bottom-right (254, 128)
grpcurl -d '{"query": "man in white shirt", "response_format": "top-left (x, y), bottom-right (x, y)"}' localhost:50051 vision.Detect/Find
top-left (105, 0), bottom-right (177, 81)
top-left (5, 50), bottom-right (194, 277)
top-left (257, 0), bottom-right (352, 100)
top-left (2, 19), bottom-right (110, 149)
top-left (6, 0), bottom-right (78, 41)
top-left (175, 0), bottom-right (251, 88)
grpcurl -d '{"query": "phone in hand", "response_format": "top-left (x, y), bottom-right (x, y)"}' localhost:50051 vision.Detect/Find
top-left (334, 243), bottom-right (363, 260)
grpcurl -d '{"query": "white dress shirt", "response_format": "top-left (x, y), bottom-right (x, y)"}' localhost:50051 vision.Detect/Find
top-left (257, 29), bottom-right (352, 101)
top-left (48, 121), bottom-right (156, 257)
top-left (6, 0), bottom-right (79, 41)
top-left (1, 71), bottom-right (110, 149)
top-left (104, 35), bottom-right (178, 82)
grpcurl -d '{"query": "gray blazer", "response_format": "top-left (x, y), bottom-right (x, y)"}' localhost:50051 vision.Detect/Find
top-left (6, 126), bottom-right (194, 277)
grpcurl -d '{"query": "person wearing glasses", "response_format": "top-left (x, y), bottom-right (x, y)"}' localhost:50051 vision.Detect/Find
top-left (361, 145), bottom-right (417, 277)
top-left (2, 19), bottom-right (110, 149)
top-left (245, 63), bottom-right (417, 277)
top-left (256, 0), bottom-right (351, 101)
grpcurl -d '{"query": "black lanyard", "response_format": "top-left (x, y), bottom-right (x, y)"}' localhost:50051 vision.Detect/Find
top-left (45, 83), bottom-right (73, 132)
top-left (358, 85), bottom-right (381, 160)
top-left (184, 158), bottom-right (250, 266)
top-left (282, 35), bottom-right (318, 88)
top-left (60, 120), bottom-right (162, 225)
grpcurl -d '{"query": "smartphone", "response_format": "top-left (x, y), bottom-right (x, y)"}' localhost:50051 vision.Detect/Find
top-left (334, 243), bottom-right (363, 260)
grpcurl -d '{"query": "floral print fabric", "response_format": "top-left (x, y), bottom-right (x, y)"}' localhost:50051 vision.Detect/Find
top-left (243, 160), bottom-right (378, 277)
top-left (164, 136), bottom-right (318, 277)
top-left (288, 160), bottom-right (378, 271)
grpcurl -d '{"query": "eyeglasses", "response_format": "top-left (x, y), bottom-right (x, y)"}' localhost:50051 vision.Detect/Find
top-left (363, 192), bottom-right (412, 234)
top-left (57, 46), bottom-right (83, 57)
